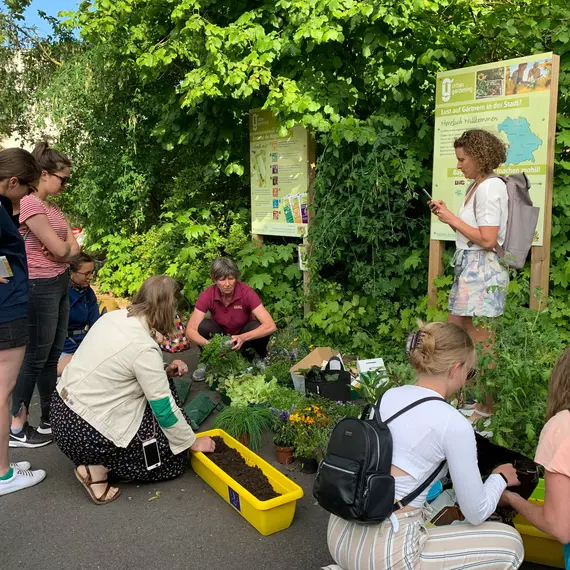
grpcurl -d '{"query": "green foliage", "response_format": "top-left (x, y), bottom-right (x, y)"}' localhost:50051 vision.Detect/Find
top-left (212, 405), bottom-right (274, 451)
top-left (353, 370), bottom-right (398, 405)
top-left (4, 1), bottom-right (570, 460)
top-left (264, 385), bottom-right (309, 412)
top-left (225, 374), bottom-right (278, 407)
top-left (13, 0), bottom-right (569, 357)
top-left (200, 334), bottom-right (250, 383)
top-left (468, 302), bottom-right (563, 457)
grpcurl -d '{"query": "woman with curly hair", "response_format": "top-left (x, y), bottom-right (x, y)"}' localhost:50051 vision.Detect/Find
top-left (430, 129), bottom-right (508, 417)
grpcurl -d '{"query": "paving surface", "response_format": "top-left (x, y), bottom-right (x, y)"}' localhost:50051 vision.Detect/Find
top-left (3, 348), bottom-right (333, 570)
top-left (3, 347), bottom-right (548, 570)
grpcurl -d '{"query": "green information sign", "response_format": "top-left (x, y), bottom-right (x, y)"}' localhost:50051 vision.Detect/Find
top-left (249, 109), bottom-right (309, 237)
top-left (431, 53), bottom-right (555, 246)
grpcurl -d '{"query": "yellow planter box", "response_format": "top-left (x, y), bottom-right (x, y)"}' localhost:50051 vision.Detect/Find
top-left (513, 480), bottom-right (565, 568)
top-left (190, 429), bottom-right (304, 536)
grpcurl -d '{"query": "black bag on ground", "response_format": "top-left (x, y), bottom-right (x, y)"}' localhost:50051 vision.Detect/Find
top-left (305, 356), bottom-right (352, 402)
top-left (313, 397), bottom-right (446, 523)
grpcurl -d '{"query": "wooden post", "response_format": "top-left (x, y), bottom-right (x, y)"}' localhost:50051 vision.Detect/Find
top-left (304, 133), bottom-right (317, 317)
top-left (252, 234), bottom-right (264, 248)
top-left (530, 54), bottom-right (560, 310)
top-left (427, 240), bottom-right (446, 308)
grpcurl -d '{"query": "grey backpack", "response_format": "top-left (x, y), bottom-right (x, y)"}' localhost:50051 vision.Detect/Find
top-left (469, 174), bottom-right (539, 269)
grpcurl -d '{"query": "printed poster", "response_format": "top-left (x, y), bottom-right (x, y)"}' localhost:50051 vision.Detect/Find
top-left (249, 109), bottom-right (309, 237)
top-left (432, 53), bottom-right (555, 245)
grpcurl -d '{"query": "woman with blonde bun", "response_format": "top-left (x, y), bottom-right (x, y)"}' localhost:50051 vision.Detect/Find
top-left (324, 322), bottom-right (524, 570)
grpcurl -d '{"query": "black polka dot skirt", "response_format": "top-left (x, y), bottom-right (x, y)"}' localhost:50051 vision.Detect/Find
top-left (51, 380), bottom-right (189, 483)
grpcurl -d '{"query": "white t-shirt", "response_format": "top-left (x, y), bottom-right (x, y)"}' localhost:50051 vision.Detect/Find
top-left (379, 385), bottom-right (506, 525)
top-left (455, 177), bottom-right (508, 250)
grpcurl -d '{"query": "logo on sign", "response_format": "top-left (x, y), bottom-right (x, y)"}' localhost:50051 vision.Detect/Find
top-left (441, 78), bottom-right (454, 102)
top-left (229, 487), bottom-right (241, 511)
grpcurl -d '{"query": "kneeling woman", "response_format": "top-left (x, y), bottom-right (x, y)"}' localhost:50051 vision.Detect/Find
top-left (326, 322), bottom-right (524, 570)
top-left (186, 258), bottom-right (276, 358)
top-left (51, 276), bottom-right (215, 505)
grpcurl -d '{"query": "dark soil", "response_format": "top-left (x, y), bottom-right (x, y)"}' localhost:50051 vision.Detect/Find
top-left (208, 437), bottom-right (280, 501)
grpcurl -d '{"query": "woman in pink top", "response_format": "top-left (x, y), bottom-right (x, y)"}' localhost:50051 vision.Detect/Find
top-left (9, 142), bottom-right (79, 448)
top-left (502, 348), bottom-right (570, 567)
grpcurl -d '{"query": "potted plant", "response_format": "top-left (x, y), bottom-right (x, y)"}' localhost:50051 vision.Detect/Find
top-left (212, 405), bottom-right (274, 451)
top-left (290, 406), bottom-right (332, 474)
top-left (271, 408), bottom-right (296, 464)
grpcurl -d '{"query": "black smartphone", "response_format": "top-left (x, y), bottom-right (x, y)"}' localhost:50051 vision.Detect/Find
top-left (420, 188), bottom-right (433, 201)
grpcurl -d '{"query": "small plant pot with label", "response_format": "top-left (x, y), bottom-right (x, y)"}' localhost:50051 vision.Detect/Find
top-left (275, 445), bottom-right (294, 465)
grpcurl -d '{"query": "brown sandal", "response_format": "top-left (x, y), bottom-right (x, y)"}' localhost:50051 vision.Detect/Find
top-left (74, 466), bottom-right (121, 505)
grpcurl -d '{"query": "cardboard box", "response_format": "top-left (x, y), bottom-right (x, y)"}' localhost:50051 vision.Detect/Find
top-left (289, 347), bottom-right (342, 393)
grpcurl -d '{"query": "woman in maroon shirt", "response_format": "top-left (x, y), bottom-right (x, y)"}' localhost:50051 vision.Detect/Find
top-left (186, 258), bottom-right (276, 359)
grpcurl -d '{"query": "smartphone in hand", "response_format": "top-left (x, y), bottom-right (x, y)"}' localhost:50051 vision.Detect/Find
top-left (420, 188), bottom-right (433, 201)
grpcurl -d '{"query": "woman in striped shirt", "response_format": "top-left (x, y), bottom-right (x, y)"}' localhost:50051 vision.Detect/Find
top-left (9, 142), bottom-right (79, 449)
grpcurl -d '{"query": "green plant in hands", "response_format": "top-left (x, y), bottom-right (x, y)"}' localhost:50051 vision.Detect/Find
top-left (212, 406), bottom-right (274, 451)
top-left (200, 334), bottom-right (249, 385)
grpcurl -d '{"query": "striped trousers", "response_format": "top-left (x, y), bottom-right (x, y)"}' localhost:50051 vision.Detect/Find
top-left (324, 510), bottom-right (524, 570)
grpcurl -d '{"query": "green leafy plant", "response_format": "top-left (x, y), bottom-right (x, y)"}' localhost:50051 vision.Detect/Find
top-left (225, 374), bottom-right (278, 407)
top-left (212, 406), bottom-right (275, 451)
top-left (352, 363), bottom-right (415, 404)
top-left (200, 335), bottom-right (250, 385)
top-left (467, 301), bottom-right (563, 457)
top-left (265, 385), bottom-right (309, 412)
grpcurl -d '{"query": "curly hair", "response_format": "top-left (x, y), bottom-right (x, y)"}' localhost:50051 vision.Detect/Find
top-left (454, 129), bottom-right (507, 175)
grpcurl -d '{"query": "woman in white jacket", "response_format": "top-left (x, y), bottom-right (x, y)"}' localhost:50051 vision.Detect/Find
top-left (51, 275), bottom-right (215, 505)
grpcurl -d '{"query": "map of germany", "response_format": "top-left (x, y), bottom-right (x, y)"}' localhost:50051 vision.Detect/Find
top-left (498, 117), bottom-right (543, 165)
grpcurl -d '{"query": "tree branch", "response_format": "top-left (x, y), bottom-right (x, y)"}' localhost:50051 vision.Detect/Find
top-left (11, 22), bottom-right (62, 66)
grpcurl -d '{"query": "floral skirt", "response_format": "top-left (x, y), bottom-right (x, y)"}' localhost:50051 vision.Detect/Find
top-left (448, 249), bottom-right (509, 318)
top-left (51, 379), bottom-right (190, 483)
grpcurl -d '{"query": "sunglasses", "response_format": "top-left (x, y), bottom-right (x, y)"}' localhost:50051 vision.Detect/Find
top-left (51, 173), bottom-right (70, 186)
top-left (466, 368), bottom-right (477, 382)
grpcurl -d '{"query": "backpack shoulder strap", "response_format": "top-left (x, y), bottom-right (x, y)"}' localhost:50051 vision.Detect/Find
top-left (384, 396), bottom-right (445, 424)
top-left (394, 459), bottom-right (447, 511)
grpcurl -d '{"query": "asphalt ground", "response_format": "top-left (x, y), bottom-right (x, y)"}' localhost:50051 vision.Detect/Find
top-left (2, 348), bottom-right (333, 570)
top-left (2, 347), bottom-right (551, 570)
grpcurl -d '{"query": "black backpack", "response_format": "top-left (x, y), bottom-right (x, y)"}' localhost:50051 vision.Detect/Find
top-left (313, 396), bottom-right (447, 523)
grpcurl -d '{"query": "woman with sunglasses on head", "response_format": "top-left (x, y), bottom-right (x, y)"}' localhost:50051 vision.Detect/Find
top-left (325, 322), bottom-right (523, 570)
top-left (10, 142), bottom-right (79, 449)
top-left (57, 252), bottom-right (100, 377)
top-left (0, 148), bottom-right (47, 495)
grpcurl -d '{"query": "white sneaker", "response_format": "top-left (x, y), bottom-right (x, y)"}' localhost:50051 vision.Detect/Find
top-left (10, 461), bottom-right (31, 470)
top-left (0, 467), bottom-right (46, 496)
